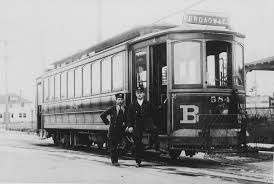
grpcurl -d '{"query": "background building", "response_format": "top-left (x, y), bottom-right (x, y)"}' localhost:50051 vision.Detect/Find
top-left (0, 93), bottom-right (35, 131)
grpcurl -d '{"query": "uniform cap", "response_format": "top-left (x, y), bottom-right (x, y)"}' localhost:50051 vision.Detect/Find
top-left (135, 86), bottom-right (144, 92)
top-left (115, 93), bottom-right (124, 99)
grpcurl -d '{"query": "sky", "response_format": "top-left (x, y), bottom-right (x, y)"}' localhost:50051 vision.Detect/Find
top-left (0, 0), bottom-right (274, 102)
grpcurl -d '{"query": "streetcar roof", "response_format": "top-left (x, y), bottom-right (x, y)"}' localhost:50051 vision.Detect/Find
top-left (129, 24), bottom-right (245, 44)
top-left (50, 23), bottom-right (244, 69)
top-left (51, 24), bottom-right (177, 67)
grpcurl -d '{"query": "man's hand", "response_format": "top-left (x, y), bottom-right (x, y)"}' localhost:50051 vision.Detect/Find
top-left (125, 127), bottom-right (134, 133)
top-left (128, 127), bottom-right (134, 133)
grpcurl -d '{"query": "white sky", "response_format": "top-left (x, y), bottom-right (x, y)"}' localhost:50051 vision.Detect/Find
top-left (0, 0), bottom-right (274, 102)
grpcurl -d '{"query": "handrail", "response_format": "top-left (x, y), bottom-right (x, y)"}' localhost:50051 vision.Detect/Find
top-left (42, 110), bottom-right (105, 116)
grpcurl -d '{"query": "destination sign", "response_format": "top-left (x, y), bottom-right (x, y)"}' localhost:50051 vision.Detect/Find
top-left (184, 14), bottom-right (229, 27)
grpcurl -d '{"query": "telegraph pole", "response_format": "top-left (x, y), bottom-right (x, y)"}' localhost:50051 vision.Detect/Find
top-left (1, 40), bottom-right (9, 130)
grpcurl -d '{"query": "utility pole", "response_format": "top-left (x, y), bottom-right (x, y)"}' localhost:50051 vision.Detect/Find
top-left (1, 40), bottom-right (9, 130)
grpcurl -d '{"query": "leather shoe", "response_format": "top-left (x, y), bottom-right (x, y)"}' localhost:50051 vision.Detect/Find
top-left (112, 162), bottom-right (120, 166)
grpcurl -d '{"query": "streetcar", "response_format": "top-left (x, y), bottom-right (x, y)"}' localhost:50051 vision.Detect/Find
top-left (36, 13), bottom-right (247, 158)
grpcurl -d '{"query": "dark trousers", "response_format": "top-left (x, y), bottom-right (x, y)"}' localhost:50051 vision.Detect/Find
top-left (108, 136), bottom-right (121, 163)
top-left (134, 136), bottom-right (143, 164)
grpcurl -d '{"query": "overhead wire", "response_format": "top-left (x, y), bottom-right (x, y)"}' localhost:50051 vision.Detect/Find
top-left (152, 0), bottom-right (206, 25)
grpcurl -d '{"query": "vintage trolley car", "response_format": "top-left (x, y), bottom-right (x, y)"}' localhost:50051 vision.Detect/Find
top-left (36, 14), bottom-right (247, 158)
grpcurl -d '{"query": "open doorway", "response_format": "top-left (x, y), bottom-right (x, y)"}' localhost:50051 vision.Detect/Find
top-left (150, 43), bottom-right (167, 133)
top-left (132, 43), bottom-right (167, 133)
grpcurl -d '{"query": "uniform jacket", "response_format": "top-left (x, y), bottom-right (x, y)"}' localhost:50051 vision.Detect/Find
top-left (100, 105), bottom-right (127, 138)
top-left (127, 100), bottom-right (157, 137)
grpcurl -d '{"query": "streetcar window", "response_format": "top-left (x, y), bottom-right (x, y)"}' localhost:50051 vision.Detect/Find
top-left (68, 69), bottom-right (75, 98)
top-left (92, 61), bottom-right (100, 94)
top-left (49, 76), bottom-right (54, 101)
top-left (83, 64), bottom-right (91, 96)
top-left (55, 74), bottom-right (61, 100)
top-left (102, 57), bottom-right (111, 93)
top-left (235, 44), bottom-right (244, 86)
top-left (112, 53), bottom-right (124, 91)
top-left (61, 72), bottom-right (67, 99)
top-left (173, 42), bottom-right (201, 85)
top-left (43, 78), bottom-right (49, 102)
top-left (206, 41), bottom-right (232, 87)
top-left (135, 50), bottom-right (147, 89)
top-left (75, 67), bottom-right (82, 97)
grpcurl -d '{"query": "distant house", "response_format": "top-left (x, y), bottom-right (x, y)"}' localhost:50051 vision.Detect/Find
top-left (246, 95), bottom-right (271, 108)
top-left (0, 93), bottom-right (35, 130)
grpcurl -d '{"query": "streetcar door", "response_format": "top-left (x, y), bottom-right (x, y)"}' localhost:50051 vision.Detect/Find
top-left (149, 43), bottom-right (167, 133)
top-left (133, 44), bottom-right (167, 133)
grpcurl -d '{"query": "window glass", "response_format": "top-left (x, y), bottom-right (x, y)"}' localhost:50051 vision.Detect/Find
top-left (206, 41), bottom-right (231, 87)
top-left (102, 58), bottom-right (111, 92)
top-left (112, 53), bottom-right (124, 90)
top-left (55, 74), bottom-right (60, 100)
top-left (173, 42), bottom-right (201, 85)
top-left (83, 64), bottom-right (91, 96)
top-left (68, 70), bottom-right (75, 98)
top-left (37, 83), bottom-right (43, 105)
top-left (235, 44), bottom-right (244, 86)
top-left (92, 61), bottom-right (100, 94)
top-left (49, 76), bottom-right (54, 101)
top-left (135, 50), bottom-right (147, 90)
top-left (75, 67), bottom-right (82, 97)
top-left (61, 72), bottom-right (67, 99)
top-left (43, 78), bottom-right (49, 102)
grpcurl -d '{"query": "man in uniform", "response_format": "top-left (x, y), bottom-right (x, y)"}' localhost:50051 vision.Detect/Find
top-left (127, 86), bottom-right (157, 167)
top-left (100, 93), bottom-right (127, 166)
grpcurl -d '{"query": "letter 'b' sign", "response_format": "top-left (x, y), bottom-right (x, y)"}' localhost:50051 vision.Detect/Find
top-left (180, 105), bottom-right (199, 124)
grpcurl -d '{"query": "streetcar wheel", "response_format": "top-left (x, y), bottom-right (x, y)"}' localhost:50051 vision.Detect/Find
top-left (97, 143), bottom-right (103, 149)
top-left (52, 134), bottom-right (60, 146)
top-left (169, 150), bottom-right (181, 160)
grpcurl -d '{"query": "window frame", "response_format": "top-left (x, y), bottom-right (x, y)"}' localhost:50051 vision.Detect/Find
top-left (74, 66), bottom-right (83, 98)
top-left (205, 40), bottom-right (233, 88)
top-left (111, 52), bottom-right (124, 91)
top-left (54, 74), bottom-right (61, 100)
top-left (49, 76), bottom-right (55, 101)
top-left (67, 69), bottom-right (75, 99)
top-left (101, 57), bottom-right (112, 93)
top-left (171, 40), bottom-right (203, 89)
top-left (234, 42), bottom-right (245, 88)
top-left (82, 63), bottom-right (92, 96)
top-left (60, 71), bottom-right (67, 100)
top-left (91, 60), bottom-right (101, 95)
top-left (43, 78), bottom-right (49, 102)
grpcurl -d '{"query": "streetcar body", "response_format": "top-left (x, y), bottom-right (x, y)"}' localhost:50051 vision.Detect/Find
top-left (36, 16), bottom-right (246, 157)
